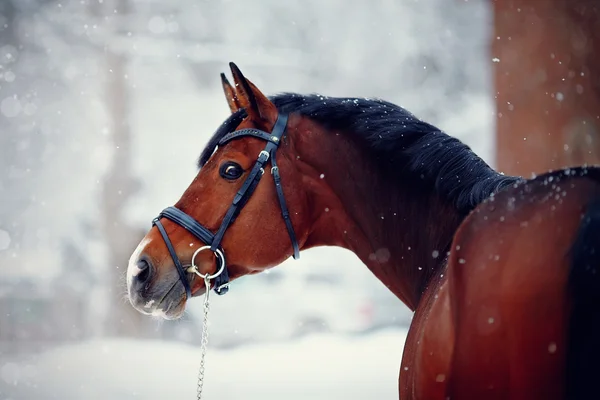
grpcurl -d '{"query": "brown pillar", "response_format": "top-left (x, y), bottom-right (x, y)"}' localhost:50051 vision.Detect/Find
top-left (493, 0), bottom-right (600, 177)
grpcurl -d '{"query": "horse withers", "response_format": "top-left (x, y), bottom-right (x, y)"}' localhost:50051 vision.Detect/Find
top-left (125, 62), bottom-right (600, 399)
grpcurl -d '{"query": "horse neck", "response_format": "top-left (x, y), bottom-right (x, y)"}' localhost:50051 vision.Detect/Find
top-left (291, 122), bottom-right (465, 310)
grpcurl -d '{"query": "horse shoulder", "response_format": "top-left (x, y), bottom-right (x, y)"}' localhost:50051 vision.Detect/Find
top-left (400, 270), bottom-right (454, 399)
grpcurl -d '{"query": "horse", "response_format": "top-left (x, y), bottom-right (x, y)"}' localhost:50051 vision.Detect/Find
top-left (125, 62), bottom-right (600, 399)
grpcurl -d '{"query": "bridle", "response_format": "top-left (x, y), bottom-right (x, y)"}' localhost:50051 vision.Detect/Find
top-left (151, 112), bottom-right (300, 298)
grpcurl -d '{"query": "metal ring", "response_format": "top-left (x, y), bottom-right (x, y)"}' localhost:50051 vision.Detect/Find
top-left (189, 246), bottom-right (226, 280)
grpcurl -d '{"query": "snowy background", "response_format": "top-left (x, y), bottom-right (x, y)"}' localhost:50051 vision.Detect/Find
top-left (0, 0), bottom-right (496, 399)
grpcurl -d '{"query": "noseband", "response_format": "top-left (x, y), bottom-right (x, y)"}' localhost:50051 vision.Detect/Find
top-left (151, 113), bottom-right (300, 298)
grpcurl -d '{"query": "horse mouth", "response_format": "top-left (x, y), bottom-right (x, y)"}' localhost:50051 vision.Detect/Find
top-left (149, 266), bottom-right (214, 319)
top-left (150, 293), bottom-right (186, 320)
top-left (159, 298), bottom-right (186, 320)
top-left (149, 279), bottom-right (187, 320)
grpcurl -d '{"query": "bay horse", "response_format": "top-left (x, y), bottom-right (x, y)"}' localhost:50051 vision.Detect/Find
top-left (126, 62), bottom-right (600, 399)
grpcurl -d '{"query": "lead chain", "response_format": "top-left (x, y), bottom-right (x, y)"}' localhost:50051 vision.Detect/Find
top-left (196, 275), bottom-right (211, 399)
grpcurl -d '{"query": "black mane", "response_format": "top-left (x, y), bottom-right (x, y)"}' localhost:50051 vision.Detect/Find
top-left (199, 93), bottom-right (521, 215)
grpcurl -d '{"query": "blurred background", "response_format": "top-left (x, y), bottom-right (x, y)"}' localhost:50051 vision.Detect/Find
top-left (0, 0), bottom-right (598, 399)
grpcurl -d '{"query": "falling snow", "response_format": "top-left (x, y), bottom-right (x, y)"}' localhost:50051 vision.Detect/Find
top-left (0, 0), bottom-right (512, 397)
top-left (0, 229), bottom-right (10, 251)
top-left (147, 16), bottom-right (166, 34)
top-left (1, 96), bottom-right (21, 117)
top-left (1, 362), bottom-right (23, 386)
top-left (4, 70), bottom-right (15, 82)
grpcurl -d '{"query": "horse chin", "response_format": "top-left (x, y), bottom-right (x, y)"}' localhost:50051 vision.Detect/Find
top-left (153, 297), bottom-right (186, 320)
top-left (145, 285), bottom-right (188, 320)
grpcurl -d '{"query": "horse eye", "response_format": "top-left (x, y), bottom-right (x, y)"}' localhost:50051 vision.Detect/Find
top-left (219, 162), bottom-right (243, 180)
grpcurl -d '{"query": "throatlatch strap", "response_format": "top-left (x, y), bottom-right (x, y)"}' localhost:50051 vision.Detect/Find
top-left (271, 150), bottom-right (300, 259)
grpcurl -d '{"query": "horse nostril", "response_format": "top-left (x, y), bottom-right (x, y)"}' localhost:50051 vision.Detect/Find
top-left (136, 258), bottom-right (153, 285)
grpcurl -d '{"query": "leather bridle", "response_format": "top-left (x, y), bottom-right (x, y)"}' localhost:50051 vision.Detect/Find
top-left (151, 113), bottom-right (300, 298)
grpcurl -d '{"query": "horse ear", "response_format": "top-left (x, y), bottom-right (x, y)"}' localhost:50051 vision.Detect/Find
top-left (229, 62), bottom-right (277, 122)
top-left (220, 73), bottom-right (241, 113)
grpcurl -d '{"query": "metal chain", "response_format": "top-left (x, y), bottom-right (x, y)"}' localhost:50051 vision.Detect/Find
top-left (196, 275), bottom-right (211, 400)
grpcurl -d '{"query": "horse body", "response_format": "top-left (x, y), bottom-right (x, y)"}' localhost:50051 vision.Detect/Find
top-left (447, 169), bottom-right (600, 399)
top-left (125, 63), bottom-right (600, 399)
top-left (402, 169), bottom-right (600, 399)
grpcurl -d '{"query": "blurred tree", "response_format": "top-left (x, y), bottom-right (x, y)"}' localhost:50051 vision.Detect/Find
top-left (0, 0), bottom-right (41, 255)
top-left (95, 0), bottom-right (156, 337)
